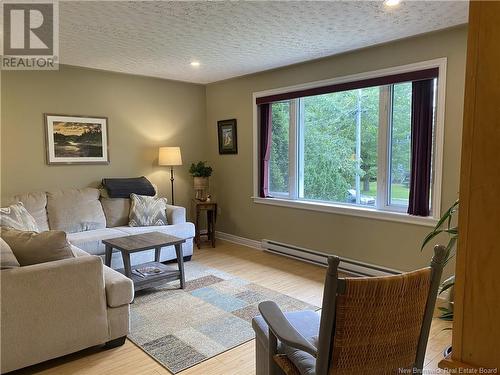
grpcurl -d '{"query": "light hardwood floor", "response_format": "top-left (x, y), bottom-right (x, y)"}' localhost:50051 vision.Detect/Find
top-left (15, 240), bottom-right (451, 374)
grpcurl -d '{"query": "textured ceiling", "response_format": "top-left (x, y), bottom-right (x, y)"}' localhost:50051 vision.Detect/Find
top-left (60, 1), bottom-right (468, 84)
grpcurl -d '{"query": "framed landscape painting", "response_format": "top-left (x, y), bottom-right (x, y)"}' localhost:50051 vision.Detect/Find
top-left (44, 114), bottom-right (109, 165)
top-left (217, 118), bottom-right (237, 154)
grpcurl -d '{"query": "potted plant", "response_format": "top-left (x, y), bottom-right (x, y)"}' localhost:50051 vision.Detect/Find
top-left (421, 199), bottom-right (459, 357)
top-left (422, 199), bottom-right (459, 319)
top-left (189, 161), bottom-right (213, 200)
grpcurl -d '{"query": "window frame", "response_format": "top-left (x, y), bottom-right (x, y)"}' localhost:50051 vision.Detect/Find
top-left (253, 58), bottom-right (447, 227)
top-left (267, 100), bottom-right (292, 198)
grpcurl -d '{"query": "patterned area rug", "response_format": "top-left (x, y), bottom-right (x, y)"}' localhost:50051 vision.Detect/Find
top-left (129, 261), bottom-right (318, 373)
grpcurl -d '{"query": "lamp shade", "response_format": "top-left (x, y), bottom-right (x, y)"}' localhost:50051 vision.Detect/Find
top-left (158, 147), bottom-right (182, 166)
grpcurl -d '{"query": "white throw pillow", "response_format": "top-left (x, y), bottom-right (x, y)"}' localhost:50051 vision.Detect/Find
top-left (0, 202), bottom-right (40, 232)
top-left (128, 194), bottom-right (168, 227)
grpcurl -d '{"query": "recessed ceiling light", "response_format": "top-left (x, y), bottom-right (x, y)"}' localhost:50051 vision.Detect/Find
top-left (190, 61), bottom-right (200, 67)
top-left (384, 0), bottom-right (401, 7)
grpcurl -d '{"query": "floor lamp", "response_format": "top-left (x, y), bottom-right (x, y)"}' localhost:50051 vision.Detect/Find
top-left (158, 147), bottom-right (182, 205)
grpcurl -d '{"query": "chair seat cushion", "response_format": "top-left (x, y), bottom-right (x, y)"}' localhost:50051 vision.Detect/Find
top-left (284, 338), bottom-right (318, 375)
top-left (252, 310), bottom-right (320, 375)
top-left (274, 354), bottom-right (301, 375)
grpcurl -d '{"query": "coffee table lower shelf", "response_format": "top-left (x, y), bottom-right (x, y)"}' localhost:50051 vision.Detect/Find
top-left (116, 262), bottom-right (183, 291)
top-left (102, 232), bottom-right (187, 292)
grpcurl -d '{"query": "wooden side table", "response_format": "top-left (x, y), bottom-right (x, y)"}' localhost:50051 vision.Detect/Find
top-left (192, 198), bottom-right (217, 248)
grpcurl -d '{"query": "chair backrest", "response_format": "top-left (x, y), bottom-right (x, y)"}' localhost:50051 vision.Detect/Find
top-left (315, 245), bottom-right (447, 375)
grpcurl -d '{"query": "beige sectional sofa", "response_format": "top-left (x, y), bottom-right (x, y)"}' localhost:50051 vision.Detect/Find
top-left (8, 187), bottom-right (195, 268)
top-left (1, 247), bottom-right (134, 373)
top-left (0, 187), bottom-right (195, 373)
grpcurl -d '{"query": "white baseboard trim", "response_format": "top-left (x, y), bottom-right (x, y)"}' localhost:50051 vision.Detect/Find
top-left (215, 231), bottom-right (450, 303)
top-left (214, 232), bottom-right (399, 277)
top-left (215, 231), bottom-right (262, 250)
top-left (262, 239), bottom-right (401, 277)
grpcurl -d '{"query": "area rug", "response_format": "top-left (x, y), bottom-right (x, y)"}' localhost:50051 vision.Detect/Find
top-left (129, 261), bottom-right (319, 373)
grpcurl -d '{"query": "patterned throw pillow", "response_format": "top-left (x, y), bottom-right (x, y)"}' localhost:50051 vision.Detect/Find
top-left (0, 202), bottom-right (40, 232)
top-left (129, 194), bottom-right (168, 227)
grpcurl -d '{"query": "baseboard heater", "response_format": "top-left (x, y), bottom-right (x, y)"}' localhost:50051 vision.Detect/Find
top-left (261, 239), bottom-right (401, 277)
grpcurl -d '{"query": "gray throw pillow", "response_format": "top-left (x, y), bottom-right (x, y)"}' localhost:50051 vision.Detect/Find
top-left (1, 228), bottom-right (74, 266)
top-left (0, 202), bottom-right (40, 232)
top-left (129, 194), bottom-right (168, 227)
top-left (0, 237), bottom-right (20, 269)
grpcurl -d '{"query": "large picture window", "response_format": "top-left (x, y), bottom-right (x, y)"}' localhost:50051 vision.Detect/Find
top-left (255, 62), bottom-right (444, 221)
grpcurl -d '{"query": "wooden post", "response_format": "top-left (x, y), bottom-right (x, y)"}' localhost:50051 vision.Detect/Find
top-left (440, 1), bottom-right (500, 370)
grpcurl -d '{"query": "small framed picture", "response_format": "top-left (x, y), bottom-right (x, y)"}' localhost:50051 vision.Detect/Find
top-left (217, 119), bottom-right (237, 155)
top-left (44, 114), bottom-right (109, 165)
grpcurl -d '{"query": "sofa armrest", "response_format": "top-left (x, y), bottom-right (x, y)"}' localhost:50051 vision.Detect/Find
top-left (103, 265), bottom-right (134, 307)
top-left (166, 204), bottom-right (186, 225)
top-left (1, 256), bottom-right (109, 373)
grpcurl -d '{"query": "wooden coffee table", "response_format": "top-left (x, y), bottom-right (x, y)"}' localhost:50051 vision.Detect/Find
top-left (102, 232), bottom-right (186, 291)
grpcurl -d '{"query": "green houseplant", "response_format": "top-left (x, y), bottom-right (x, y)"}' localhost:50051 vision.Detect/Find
top-left (189, 161), bottom-right (213, 178)
top-left (189, 161), bottom-right (213, 200)
top-left (421, 199), bottom-right (459, 321)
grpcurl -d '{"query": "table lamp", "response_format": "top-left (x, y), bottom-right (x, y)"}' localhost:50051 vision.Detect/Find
top-left (158, 147), bottom-right (182, 205)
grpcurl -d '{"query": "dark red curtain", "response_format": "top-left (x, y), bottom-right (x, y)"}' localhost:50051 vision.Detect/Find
top-left (408, 79), bottom-right (435, 216)
top-left (259, 104), bottom-right (272, 197)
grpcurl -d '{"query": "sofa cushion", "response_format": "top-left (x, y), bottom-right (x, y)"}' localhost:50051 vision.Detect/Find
top-left (8, 192), bottom-right (49, 231)
top-left (67, 228), bottom-right (127, 255)
top-left (103, 266), bottom-right (134, 308)
top-left (70, 244), bottom-right (90, 257)
top-left (67, 228), bottom-right (127, 245)
top-left (101, 198), bottom-right (130, 227)
top-left (128, 194), bottom-right (168, 227)
top-left (47, 188), bottom-right (106, 233)
top-left (67, 224), bottom-right (194, 265)
top-left (1, 228), bottom-right (74, 266)
top-left (115, 222), bottom-right (195, 240)
top-left (99, 186), bottom-right (158, 228)
top-left (0, 202), bottom-right (40, 232)
top-left (166, 204), bottom-right (186, 225)
top-left (0, 237), bottom-right (20, 269)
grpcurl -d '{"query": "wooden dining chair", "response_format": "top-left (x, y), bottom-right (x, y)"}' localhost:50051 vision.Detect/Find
top-left (254, 245), bottom-right (447, 375)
